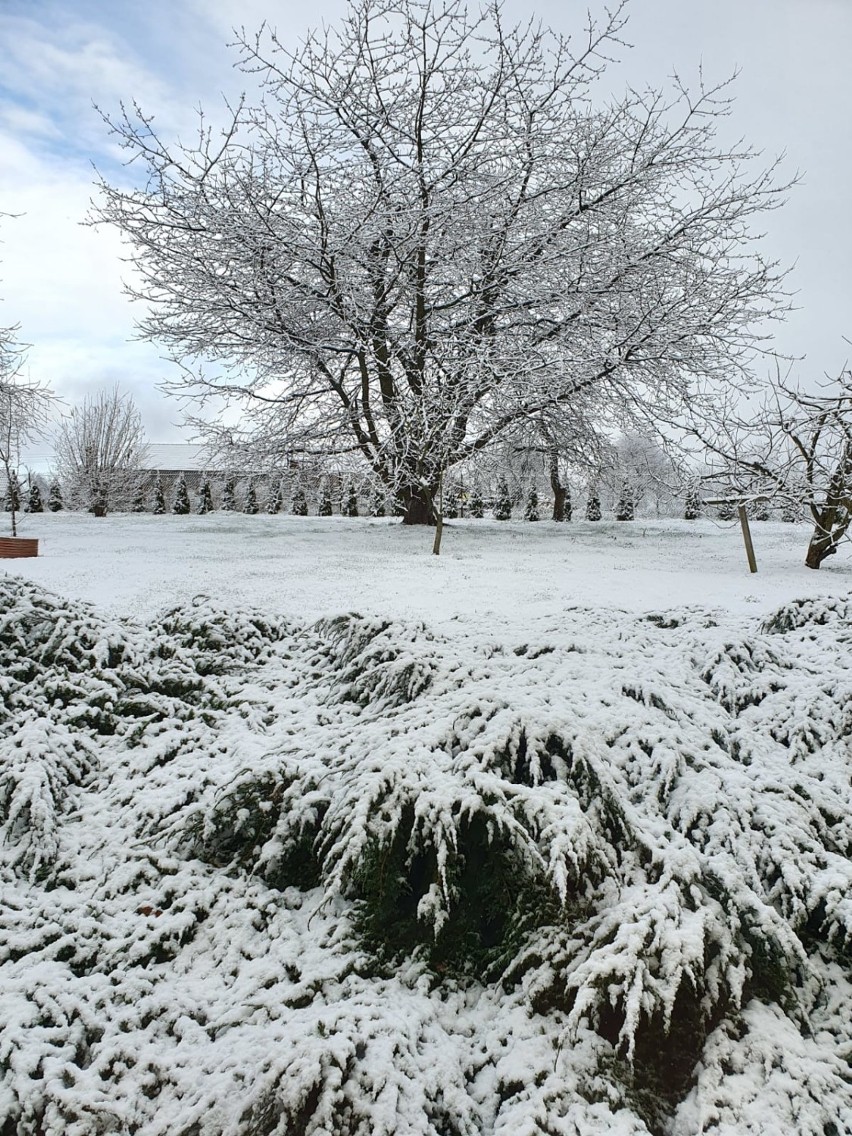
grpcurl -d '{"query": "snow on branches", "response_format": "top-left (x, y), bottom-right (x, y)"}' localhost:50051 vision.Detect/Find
top-left (2, 579), bottom-right (851, 1134)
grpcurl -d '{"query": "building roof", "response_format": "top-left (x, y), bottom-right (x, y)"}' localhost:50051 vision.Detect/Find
top-left (141, 444), bottom-right (221, 472)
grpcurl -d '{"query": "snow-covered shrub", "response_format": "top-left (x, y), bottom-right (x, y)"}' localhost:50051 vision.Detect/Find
top-left (243, 478), bottom-right (259, 515)
top-left (151, 476), bottom-right (166, 515)
top-left (368, 485), bottom-right (386, 517)
top-left (493, 476), bottom-right (511, 520)
top-left (289, 485), bottom-right (306, 515)
top-left (263, 477), bottom-right (281, 514)
top-left (3, 580), bottom-right (852, 1135)
top-left (131, 480), bottom-right (147, 512)
top-left (524, 486), bottom-right (540, 521)
top-left (197, 476), bottom-right (214, 514)
top-left (221, 475), bottom-right (236, 511)
top-left (26, 481), bottom-right (43, 513)
top-left (586, 488), bottom-right (602, 521)
top-left (615, 480), bottom-right (635, 520)
top-left (469, 483), bottom-right (484, 518)
top-left (684, 486), bottom-right (701, 520)
top-left (318, 483), bottom-right (333, 516)
top-left (47, 480), bottom-right (63, 512)
top-left (342, 480), bottom-right (359, 517)
top-left (172, 472), bottom-right (191, 514)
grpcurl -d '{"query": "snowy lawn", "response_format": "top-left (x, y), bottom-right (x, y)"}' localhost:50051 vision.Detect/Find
top-left (2, 514), bottom-right (852, 1136)
top-left (7, 510), bottom-right (852, 631)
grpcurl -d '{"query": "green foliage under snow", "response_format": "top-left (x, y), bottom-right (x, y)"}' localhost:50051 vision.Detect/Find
top-left (2, 578), bottom-right (852, 1135)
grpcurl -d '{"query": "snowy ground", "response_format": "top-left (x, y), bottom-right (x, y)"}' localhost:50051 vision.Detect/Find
top-left (2, 513), bottom-right (852, 1136)
top-left (7, 511), bottom-right (852, 633)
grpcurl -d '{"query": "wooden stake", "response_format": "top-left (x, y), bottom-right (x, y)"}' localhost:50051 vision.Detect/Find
top-left (432, 470), bottom-right (444, 556)
top-left (737, 504), bottom-right (758, 573)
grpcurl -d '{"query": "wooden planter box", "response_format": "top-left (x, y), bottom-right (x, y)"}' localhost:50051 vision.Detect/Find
top-left (0, 537), bottom-right (39, 559)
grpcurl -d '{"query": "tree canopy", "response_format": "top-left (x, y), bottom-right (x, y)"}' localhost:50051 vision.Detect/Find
top-left (96, 0), bottom-right (790, 523)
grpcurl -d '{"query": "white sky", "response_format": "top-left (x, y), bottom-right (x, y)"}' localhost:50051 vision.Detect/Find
top-left (1, 0), bottom-right (850, 444)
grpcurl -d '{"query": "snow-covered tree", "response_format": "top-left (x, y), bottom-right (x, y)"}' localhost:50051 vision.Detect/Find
top-left (342, 480), bottom-right (359, 518)
top-left (615, 480), bottom-right (635, 521)
top-left (468, 484), bottom-right (484, 519)
top-left (493, 476), bottom-right (511, 521)
top-left (563, 482), bottom-right (572, 522)
top-left (291, 485), bottom-right (309, 516)
top-left (47, 480), bottom-right (63, 512)
top-left (54, 386), bottom-right (148, 516)
top-left (94, 0), bottom-right (791, 526)
top-left (1, 327), bottom-right (54, 536)
top-left (585, 488), bottom-right (602, 521)
top-left (752, 497), bottom-right (770, 521)
top-left (684, 484), bottom-right (702, 520)
top-left (151, 476), bottom-right (166, 515)
top-left (3, 470), bottom-right (20, 513)
top-left (221, 475), bottom-right (236, 512)
top-left (368, 485), bottom-right (385, 518)
top-left (524, 486), bottom-right (540, 521)
top-left (131, 480), bottom-right (147, 513)
top-left (197, 477), bottom-right (214, 514)
top-left (265, 477), bottom-right (283, 514)
top-left (172, 473), bottom-right (191, 515)
top-left (243, 478), bottom-right (259, 515)
top-left (26, 479), bottom-right (43, 513)
top-left (696, 366), bottom-right (852, 567)
top-left (318, 483), bottom-right (333, 516)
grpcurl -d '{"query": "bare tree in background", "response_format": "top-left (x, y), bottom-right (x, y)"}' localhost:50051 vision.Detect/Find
top-left (55, 387), bottom-right (149, 515)
top-left (94, 0), bottom-right (791, 525)
top-left (0, 326), bottom-right (54, 537)
top-left (696, 366), bottom-right (852, 568)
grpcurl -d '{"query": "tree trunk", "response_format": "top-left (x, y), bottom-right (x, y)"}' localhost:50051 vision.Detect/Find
top-left (398, 484), bottom-right (438, 525)
top-left (549, 445), bottom-right (565, 522)
top-left (805, 527), bottom-right (840, 568)
top-left (805, 502), bottom-right (850, 568)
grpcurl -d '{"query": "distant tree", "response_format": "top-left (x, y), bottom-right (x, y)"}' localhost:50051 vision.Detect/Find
top-left (47, 480), bottom-right (63, 512)
top-left (291, 485), bottom-right (309, 515)
top-left (444, 488), bottom-right (458, 520)
top-left (172, 472), bottom-right (191, 514)
top-left (368, 485), bottom-right (385, 518)
top-left (615, 480), bottom-right (635, 521)
top-left (266, 477), bottom-right (283, 514)
top-left (151, 476), bottom-right (166, 515)
top-left (563, 482), bottom-right (572, 522)
top-left (684, 485), bottom-right (702, 520)
top-left (318, 484), bottom-right (333, 516)
top-left (130, 480), bottom-right (147, 512)
top-left (493, 477), bottom-right (512, 521)
top-left (27, 479), bottom-right (44, 513)
top-left (753, 497), bottom-right (770, 521)
top-left (524, 486), bottom-right (540, 521)
top-left (342, 480), bottom-right (359, 517)
top-left (54, 386), bottom-right (148, 516)
top-left (0, 327), bottom-right (54, 536)
top-left (243, 478), bottom-right (259, 514)
top-left (4, 470), bottom-right (20, 514)
top-left (221, 475), bottom-right (236, 512)
top-left (469, 484), bottom-right (484, 519)
top-left (585, 488), bottom-right (602, 522)
top-left (197, 477), bottom-right (214, 514)
top-left (717, 495), bottom-right (736, 521)
top-left (782, 500), bottom-right (800, 523)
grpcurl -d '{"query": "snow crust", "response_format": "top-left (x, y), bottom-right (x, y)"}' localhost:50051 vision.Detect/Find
top-left (2, 515), bottom-right (852, 1135)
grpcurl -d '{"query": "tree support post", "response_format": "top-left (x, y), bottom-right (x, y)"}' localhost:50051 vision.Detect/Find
top-left (738, 504), bottom-right (758, 573)
top-left (432, 471), bottom-right (444, 556)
